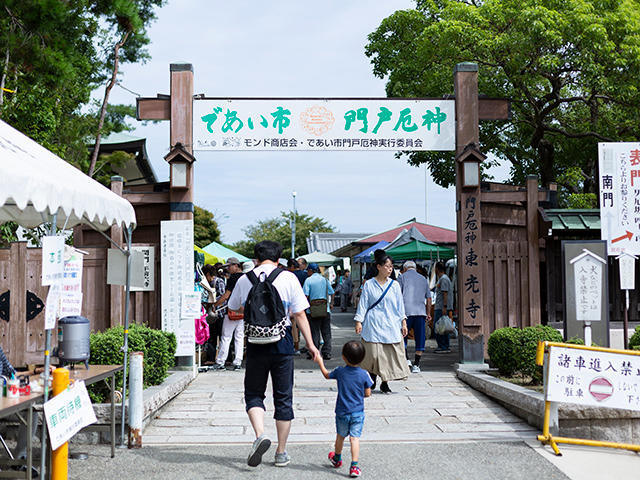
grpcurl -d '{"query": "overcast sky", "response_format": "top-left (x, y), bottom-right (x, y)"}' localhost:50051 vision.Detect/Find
top-left (107, 0), bottom-right (507, 244)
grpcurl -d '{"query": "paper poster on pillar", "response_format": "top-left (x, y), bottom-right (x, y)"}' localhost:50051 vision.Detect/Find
top-left (160, 220), bottom-right (195, 356)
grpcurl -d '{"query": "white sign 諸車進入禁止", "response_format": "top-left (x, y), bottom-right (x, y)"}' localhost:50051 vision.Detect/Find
top-left (193, 99), bottom-right (455, 152)
top-left (43, 380), bottom-right (97, 450)
top-left (42, 236), bottom-right (65, 286)
top-left (161, 220), bottom-right (195, 357)
top-left (131, 246), bottom-right (155, 292)
top-left (546, 345), bottom-right (640, 411)
top-left (570, 251), bottom-right (605, 322)
top-left (599, 143), bottom-right (640, 256)
top-left (617, 252), bottom-right (636, 291)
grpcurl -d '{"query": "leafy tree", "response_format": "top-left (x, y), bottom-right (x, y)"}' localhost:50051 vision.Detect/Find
top-left (194, 206), bottom-right (221, 248)
top-left (233, 211), bottom-right (336, 259)
top-left (366, 0), bottom-right (640, 197)
top-left (0, 1), bottom-right (164, 183)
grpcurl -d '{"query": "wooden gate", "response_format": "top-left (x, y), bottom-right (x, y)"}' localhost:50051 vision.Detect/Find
top-left (0, 242), bottom-right (159, 367)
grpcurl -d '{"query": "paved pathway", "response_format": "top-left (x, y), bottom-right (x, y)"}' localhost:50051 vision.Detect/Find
top-left (145, 312), bottom-right (537, 445)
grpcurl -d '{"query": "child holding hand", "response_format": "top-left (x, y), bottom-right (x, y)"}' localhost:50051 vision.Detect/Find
top-left (316, 340), bottom-right (373, 478)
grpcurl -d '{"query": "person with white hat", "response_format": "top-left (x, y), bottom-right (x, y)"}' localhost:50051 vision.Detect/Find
top-left (398, 260), bottom-right (431, 372)
top-left (212, 257), bottom-right (245, 370)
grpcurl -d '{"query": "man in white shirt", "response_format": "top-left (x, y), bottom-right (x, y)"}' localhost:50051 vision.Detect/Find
top-left (398, 261), bottom-right (431, 372)
top-left (228, 240), bottom-right (319, 468)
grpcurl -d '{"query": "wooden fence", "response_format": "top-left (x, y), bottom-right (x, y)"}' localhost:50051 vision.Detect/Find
top-left (0, 241), bottom-right (159, 367)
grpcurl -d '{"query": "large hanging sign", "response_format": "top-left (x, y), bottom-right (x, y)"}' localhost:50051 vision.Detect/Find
top-left (193, 99), bottom-right (455, 151)
top-left (599, 143), bottom-right (640, 256)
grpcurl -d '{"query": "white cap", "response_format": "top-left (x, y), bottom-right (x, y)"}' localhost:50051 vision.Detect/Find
top-left (242, 261), bottom-right (254, 273)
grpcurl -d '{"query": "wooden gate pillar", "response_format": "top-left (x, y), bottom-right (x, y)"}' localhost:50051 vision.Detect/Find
top-left (526, 175), bottom-right (542, 326)
top-left (454, 62), bottom-right (485, 363)
top-left (169, 63), bottom-right (194, 221)
top-left (9, 241), bottom-right (26, 367)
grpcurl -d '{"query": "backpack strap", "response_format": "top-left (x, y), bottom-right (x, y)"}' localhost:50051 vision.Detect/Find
top-left (266, 268), bottom-right (283, 284)
top-left (247, 271), bottom-right (259, 286)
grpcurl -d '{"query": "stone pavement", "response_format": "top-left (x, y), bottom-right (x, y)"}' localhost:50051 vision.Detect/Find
top-left (144, 312), bottom-right (537, 445)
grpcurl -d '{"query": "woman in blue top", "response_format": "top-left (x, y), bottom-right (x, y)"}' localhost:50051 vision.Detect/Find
top-left (354, 249), bottom-right (409, 393)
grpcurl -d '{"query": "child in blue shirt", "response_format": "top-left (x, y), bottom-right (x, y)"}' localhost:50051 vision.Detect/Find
top-left (316, 340), bottom-right (373, 478)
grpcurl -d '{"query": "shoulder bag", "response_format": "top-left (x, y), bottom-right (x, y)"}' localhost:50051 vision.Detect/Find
top-left (309, 278), bottom-right (330, 319)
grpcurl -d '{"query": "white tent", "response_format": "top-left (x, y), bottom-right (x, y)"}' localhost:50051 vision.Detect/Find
top-left (0, 119), bottom-right (136, 230)
top-left (0, 119), bottom-right (137, 469)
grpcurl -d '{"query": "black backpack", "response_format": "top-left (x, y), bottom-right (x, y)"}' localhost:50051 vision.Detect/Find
top-left (244, 269), bottom-right (288, 344)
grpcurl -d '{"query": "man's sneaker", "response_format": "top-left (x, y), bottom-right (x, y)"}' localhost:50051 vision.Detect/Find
top-left (274, 451), bottom-right (290, 467)
top-left (350, 465), bottom-right (362, 477)
top-left (211, 363), bottom-right (226, 370)
top-left (232, 364), bottom-right (242, 371)
top-left (406, 358), bottom-right (412, 367)
top-left (411, 364), bottom-right (421, 373)
top-left (247, 435), bottom-right (271, 467)
top-left (434, 348), bottom-right (451, 354)
top-left (328, 451), bottom-right (342, 468)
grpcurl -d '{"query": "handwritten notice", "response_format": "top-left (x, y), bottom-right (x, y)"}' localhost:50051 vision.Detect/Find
top-left (44, 380), bottom-right (97, 450)
top-left (572, 254), bottom-right (604, 322)
top-left (547, 345), bottom-right (640, 411)
top-left (44, 284), bottom-right (61, 330)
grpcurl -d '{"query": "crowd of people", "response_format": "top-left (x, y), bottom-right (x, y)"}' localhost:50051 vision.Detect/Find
top-left (197, 240), bottom-right (455, 477)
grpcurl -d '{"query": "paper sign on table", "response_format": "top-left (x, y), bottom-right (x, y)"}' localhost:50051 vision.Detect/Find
top-left (43, 380), bottom-right (97, 450)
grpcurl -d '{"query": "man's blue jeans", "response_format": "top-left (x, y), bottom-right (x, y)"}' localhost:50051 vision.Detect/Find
top-left (434, 309), bottom-right (450, 350)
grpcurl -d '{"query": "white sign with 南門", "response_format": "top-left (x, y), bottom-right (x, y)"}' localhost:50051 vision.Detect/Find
top-left (546, 345), bottom-right (640, 411)
top-left (43, 380), bottom-right (97, 450)
top-left (599, 143), bottom-right (640, 256)
top-left (194, 99), bottom-right (455, 152)
top-left (161, 220), bottom-right (195, 357)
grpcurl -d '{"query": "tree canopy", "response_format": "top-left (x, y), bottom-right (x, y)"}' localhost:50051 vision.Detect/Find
top-left (366, 0), bottom-right (640, 199)
top-left (194, 206), bottom-right (222, 248)
top-left (0, 0), bottom-right (164, 182)
top-left (233, 211), bottom-right (336, 259)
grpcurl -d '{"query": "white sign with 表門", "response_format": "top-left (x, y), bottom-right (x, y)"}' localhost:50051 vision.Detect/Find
top-left (194, 99), bottom-right (455, 152)
top-left (546, 345), bottom-right (640, 411)
top-left (571, 251), bottom-right (605, 322)
top-left (131, 246), bottom-right (155, 292)
top-left (599, 143), bottom-right (640, 256)
top-left (161, 220), bottom-right (195, 357)
top-left (43, 380), bottom-right (97, 450)
top-left (41, 236), bottom-right (65, 286)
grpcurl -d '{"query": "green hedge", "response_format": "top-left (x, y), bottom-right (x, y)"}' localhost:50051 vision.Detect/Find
top-left (488, 325), bottom-right (562, 384)
top-left (88, 324), bottom-right (176, 403)
top-left (629, 326), bottom-right (640, 350)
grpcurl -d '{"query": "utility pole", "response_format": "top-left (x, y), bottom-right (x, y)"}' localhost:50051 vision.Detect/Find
top-left (291, 191), bottom-right (297, 258)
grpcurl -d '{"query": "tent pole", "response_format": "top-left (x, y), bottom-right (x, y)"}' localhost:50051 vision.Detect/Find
top-left (40, 213), bottom-right (57, 480)
top-left (119, 225), bottom-right (132, 447)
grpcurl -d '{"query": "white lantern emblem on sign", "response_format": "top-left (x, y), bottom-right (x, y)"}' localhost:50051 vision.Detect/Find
top-left (570, 249), bottom-right (606, 322)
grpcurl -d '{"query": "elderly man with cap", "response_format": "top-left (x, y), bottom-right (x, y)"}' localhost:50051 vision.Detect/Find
top-left (302, 263), bottom-right (335, 360)
top-left (398, 260), bottom-right (431, 373)
top-left (212, 257), bottom-right (245, 370)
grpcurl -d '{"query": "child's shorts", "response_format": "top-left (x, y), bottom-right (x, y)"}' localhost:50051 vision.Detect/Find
top-left (335, 411), bottom-right (365, 438)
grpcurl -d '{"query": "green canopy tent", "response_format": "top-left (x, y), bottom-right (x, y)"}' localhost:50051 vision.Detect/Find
top-left (202, 241), bottom-right (251, 263)
top-left (385, 240), bottom-right (455, 261)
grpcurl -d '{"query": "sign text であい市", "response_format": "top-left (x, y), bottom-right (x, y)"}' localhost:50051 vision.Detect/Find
top-left (193, 99), bottom-right (455, 151)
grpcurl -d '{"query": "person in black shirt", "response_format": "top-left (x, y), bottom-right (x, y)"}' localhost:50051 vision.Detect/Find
top-left (212, 257), bottom-right (245, 370)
